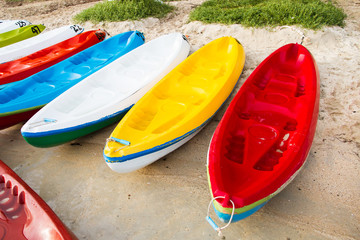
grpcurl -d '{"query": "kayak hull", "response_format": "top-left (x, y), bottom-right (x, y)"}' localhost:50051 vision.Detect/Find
top-left (105, 122), bottom-right (206, 173)
top-left (23, 107), bottom-right (129, 147)
top-left (0, 159), bottom-right (77, 239)
top-left (207, 43), bottom-right (320, 223)
top-left (213, 201), bottom-right (268, 223)
top-left (0, 108), bottom-right (40, 130)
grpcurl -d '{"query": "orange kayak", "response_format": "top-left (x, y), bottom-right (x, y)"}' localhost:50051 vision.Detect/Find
top-left (0, 30), bottom-right (106, 85)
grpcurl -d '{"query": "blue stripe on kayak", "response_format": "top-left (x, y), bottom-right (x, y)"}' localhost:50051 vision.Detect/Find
top-left (104, 62), bottom-right (245, 164)
top-left (104, 115), bottom-right (212, 163)
top-left (213, 201), bottom-right (268, 223)
top-left (21, 105), bottom-right (133, 138)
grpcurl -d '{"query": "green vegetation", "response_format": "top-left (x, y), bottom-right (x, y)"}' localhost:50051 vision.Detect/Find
top-left (73, 0), bottom-right (174, 23)
top-left (189, 0), bottom-right (346, 29)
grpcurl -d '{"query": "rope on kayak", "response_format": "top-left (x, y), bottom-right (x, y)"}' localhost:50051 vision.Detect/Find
top-left (206, 196), bottom-right (235, 238)
top-left (28, 118), bottom-right (57, 129)
top-left (106, 137), bottom-right (131, 152)
top-left (280, 26), bottom-right (305, 45)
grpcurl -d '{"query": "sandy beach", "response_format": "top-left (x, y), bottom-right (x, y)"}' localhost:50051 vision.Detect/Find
top-left (0, 0), bottom-right (359, 239)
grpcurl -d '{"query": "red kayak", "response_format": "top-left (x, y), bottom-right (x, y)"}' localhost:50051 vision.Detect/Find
top-left (0, 159), bottom-right (77, 239)
top-left (207, 43), bottom-right (319, 224)
top-left (0, 30), bottom-right (106, 85)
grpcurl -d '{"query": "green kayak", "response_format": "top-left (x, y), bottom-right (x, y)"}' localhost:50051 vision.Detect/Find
top-left (0, 24), bottom-right (45, 48)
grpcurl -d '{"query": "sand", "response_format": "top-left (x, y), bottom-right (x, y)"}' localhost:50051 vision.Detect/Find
top-left (0, 0), bottom-right (359, 239)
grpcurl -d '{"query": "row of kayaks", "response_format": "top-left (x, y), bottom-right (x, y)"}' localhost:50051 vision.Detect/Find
top-left (0, 20), bottom-right (42, 48)
top-left (0, 19), bottom-right (320, 237)
top-left (0, 22), bottom-right (104, 83)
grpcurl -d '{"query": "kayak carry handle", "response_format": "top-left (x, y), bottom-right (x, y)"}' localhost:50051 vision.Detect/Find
top-left (106, 137), bottom-right (131, 152)
top-left (28, 118), bottom-right (57, 129)
top-left (206, 196), bottom-right (235, 238)
top-left (206, 216), bottom-right (219, 231)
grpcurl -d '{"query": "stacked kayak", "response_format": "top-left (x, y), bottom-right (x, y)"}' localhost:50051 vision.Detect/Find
top-left (0, 24), bottom-right (45, 48)
top-left (207, 44), bottom-right (319, 226)
top-left (0, 31), bottom-right (145, 130)
top-left (0, 159), bottom-right (77, 239)
top-left (0, 20), bottom-right (31, 34)
top-left (0, 30), bottom-right (107, 85)
top-left (22, 33), bottom-right (190, 148)
top-left (0, 24), bottom-right (84, 64)
top-left (104, 36), bottom-right (245, 173)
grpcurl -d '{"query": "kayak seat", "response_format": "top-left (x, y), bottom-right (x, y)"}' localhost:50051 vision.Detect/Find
top-left (252, 69), bottom-right (273, 90)
top-left (267, 73), bottom-right (298, 94)
top-left (171, 87), bottom-right (206, 106)
top-left (52, 95), bottom-right (78, 114)
top-left (51, 70), bottom-right (81, 82)
top-left (0, 177), bottom-right (28, 237)
top-left (0, 89), bottom-right (19, 104)
top-left (69, 51), bottom-right (90, 65)
top-left (139, 55), bottom-right (164, 68)
top-left (227, 98), bottom-right (299, 170)
top-left (72, 65), bottom-right (92, 75)
top-left (71, 88), bottom-right (115, 117)
top-left (128, 100), bottom-right (157, 131)
top-left (253, 127), bottom-right (292, 171)
top-left (93, 53), bottom-right (114, 61)
top-left (152, 101), bottom-right (187, 134)
top-left (32, 74), bottom-right (47, 83)
top-left (152, 87), bottom-right (169, 100)
top-left (158, 74), bottom-right (207, 106)
top-left (225, 133), bottom-right (245, 164)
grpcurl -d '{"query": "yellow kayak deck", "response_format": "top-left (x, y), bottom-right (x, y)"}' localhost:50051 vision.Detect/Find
top-left (104, 37), bottom-right (245, 159)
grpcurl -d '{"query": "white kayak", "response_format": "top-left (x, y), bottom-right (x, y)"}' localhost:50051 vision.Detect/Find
top-left (0, 20), bottom-right (31, 34)
top-left (21, 32), bottom-right (190, 147)
top-left (0, 24), bottom-right (84, 64)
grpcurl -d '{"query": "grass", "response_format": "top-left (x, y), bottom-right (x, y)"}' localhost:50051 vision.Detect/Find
top-left (73, 0), bottom-right (174, 23)
top-left (189, 0), bottom-right (346, 29)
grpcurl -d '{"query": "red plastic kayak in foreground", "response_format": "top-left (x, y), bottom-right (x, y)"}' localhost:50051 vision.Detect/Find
top-left (0, 160), bottom-right (77, 239)
top-left (207, 43), bottom-right (320, 224)
top-left (0, 30), bottom-right (106, 85)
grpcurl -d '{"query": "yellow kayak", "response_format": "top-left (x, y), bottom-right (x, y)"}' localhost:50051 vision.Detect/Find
top-left (104, 36), bottom-right (245, 173)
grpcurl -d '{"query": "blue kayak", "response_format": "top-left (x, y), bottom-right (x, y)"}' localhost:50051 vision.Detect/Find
top-left (0, 31), bottom-right (145, 130)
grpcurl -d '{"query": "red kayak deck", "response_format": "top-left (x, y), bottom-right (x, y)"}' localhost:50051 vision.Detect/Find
top-left (0, 30), bottom-right (106, 85)
top-left (208, 43), bottom-right (320, 208)
top-left (0, 160), bottom-right (77, 239)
